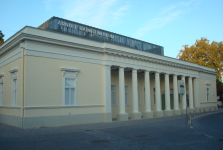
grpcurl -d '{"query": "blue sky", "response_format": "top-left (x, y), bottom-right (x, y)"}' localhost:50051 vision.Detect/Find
top-left (1, 0), bottom-right (222, 58)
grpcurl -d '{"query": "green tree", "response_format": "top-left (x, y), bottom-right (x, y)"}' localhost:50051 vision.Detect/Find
top-left (0, 30), bottom-right (4, 45)
top-left (177, 37), bottom-right (223, 81)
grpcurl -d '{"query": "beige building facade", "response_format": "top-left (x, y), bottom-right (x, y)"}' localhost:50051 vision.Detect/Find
top-left (0, 18), bottom-right (218, 129)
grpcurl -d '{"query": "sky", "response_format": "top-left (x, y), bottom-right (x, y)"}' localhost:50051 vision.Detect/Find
top-left (1, 0), bottom-right (222, 59)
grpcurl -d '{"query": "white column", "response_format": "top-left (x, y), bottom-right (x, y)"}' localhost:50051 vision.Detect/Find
top-left (103, 65), bottom-right (112, 122)
top-left (173, 75), bottom-right (181, 115)
top-left (130, 69), bottom-right (141, 119)
top-left (164, 73), bottom-right (172, 116)
top-left (117, 67), bottom-right (128, 121)
top-left (154, 72), bottom-right (163, 117)
top-left (188, 77), bottom-right (195, 112)
top-left (143, 70), bottom-right (153, 118)
top-left (181, 76), bottom-right (187, 114)
top-left (193, 78), bottom-right (200, 113)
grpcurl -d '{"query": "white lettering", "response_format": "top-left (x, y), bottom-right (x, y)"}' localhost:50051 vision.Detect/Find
top-left (97, 31), bottom-right (102, 36)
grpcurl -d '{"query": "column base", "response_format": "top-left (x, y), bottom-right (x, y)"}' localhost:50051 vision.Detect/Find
top-left (117, 113), bottom-right (128, 121)
top-left (154, 110), bottom-right (163, 117)
top-left (181, 109), bottom-right (186, 114)
top-left (143, 111), bottom-right (153, 118)
top-left (195, 107), bottom-right (200, 113)
top-left (173, 109), bottom-right (181, 115)
top-left (130, 112), bottom-right (141, 120)
top-left (104, 113), bottom-right (112, 122)
top-left (189, 108), bottom-right (195, 113)
top-left (164, 110), bottom-right (173, 116)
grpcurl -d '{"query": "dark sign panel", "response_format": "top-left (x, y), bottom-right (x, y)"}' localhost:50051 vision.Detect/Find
top-left (40, 17), bottom-right (164, 55)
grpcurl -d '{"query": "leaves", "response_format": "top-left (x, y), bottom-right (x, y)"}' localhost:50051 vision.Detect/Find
top-left (177, 37), bottom-right (223, 81)
top-left (0, 30), bottom-right (4, 45)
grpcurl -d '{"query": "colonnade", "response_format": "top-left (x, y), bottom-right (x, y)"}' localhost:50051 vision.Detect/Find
top-left (104, 65), bottom-right (198, 122)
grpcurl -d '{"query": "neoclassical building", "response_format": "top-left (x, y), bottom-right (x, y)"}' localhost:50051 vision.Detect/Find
top-left (0, 17), bottom-right (218, 128)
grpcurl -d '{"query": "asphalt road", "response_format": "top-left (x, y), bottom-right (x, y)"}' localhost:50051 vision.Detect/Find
top-left (0, 112), bottom-right (223, 150)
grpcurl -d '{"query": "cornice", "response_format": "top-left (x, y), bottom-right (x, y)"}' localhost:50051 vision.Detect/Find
top-left (104, 49), bottom-right (216, 75)
top-left (0, 33), bottom-right (105, 56)
top-left (0, 28), bottom-right (216, 76)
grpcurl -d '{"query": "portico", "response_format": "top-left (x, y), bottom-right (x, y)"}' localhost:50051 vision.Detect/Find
top-left (109, 64), bottom-right (198, 121)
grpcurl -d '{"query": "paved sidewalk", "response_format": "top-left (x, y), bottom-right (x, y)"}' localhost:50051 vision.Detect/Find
top-left (0, 112), bottom-right (223, 150)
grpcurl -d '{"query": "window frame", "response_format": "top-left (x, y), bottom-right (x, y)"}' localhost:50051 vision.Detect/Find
top-left (138, 86), bottom-right (141, 105)
top-left (63, 77), bottom-right (77, 106)
top-left (0, 75), bottom-right (3, 106)
top-left (206, 86), bottom-right (210, 102)
top-left (125, 85), bottom-right (129, 105)
top-left (9, 68), bottom-right (18, 106)
top-left (111, 85), bottom-right (117, 106)
top-left (12, 79), bottom-right (17, 106)
top-left (61, 67), bottom-right (80, 106)
top-left (153, 87), bottom-right (156, 105)
top-left (144, 87), bottom-right (145, 105)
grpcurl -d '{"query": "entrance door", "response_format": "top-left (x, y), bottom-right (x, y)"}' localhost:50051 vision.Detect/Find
top-left (162, 94), bottom-right (165, 110)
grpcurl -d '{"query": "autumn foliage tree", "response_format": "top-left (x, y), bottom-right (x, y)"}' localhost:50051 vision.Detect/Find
top-left (0, 30), bottom-right (4, 45)
top-left (177, 37), bottom-right (223, 81)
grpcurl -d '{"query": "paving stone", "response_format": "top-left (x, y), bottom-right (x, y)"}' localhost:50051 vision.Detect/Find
top-left (0, 112), bottom-right (223, 149)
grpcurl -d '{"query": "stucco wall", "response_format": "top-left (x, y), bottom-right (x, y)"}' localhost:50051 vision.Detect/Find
top-left (24, 56), bottom-right (105, 117)
top-left (199, 78), bottom-right (217, 108)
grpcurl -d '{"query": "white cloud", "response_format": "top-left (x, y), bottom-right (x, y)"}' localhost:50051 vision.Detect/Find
top-left (44, 0), bottom-right (129, 28)
top-left (133, 0), bottom-right (197, 39)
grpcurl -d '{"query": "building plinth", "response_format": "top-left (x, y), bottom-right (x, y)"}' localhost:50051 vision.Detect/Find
top-left (173, 109), bottom-right (181, 115)
top-left (143, 111), bottom-right (153, 118)
top-left (117, 113), bottom-right (128, 121)
top-left (164, 110), bottom-right (173, 116)
top-left (130, 112), bottom-right (141, 119)
top-left (154, 110), bottom-right (163, 117)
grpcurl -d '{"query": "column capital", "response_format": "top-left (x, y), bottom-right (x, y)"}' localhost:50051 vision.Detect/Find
top-left (119, 66), bottom-right (125, 69)
top-left (155, 72), bottom-right (160, 76)
top-left (173, 74), bottom-right (178, 77)
top-left (165, 73), bottom-right (169, 75)
top-left (104, 65), bottom-right (111, 68)
top-left (132, 68), bottom-right (137, 73)
top-left (144, 70), bottom-right (150, 73)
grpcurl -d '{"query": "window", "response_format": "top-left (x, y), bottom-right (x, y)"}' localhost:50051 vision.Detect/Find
top-left (9, 68), bottom-right (18, 106)
top-left (153, 88), bottom-right (156, 104)
top-left (61, 67), bottom-right (79, 106)
top-left (12, 79), bottom-right (17, 106)
top-left (111, 85), bottom-right (116, 105)
top-left (65, 78), bottom-right (75, 105)
top-left (144, 87), bottom-right (145, 105)
top-left (0, 77), bottom-right (3, 106)
top-left (206, 86), bottom-right (210, 102)
top-left (138, 86), bottom-right (140, 105)
top-left (125, 86), bottom-right (129, 105)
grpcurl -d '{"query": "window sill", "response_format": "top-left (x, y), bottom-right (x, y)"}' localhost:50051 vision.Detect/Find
top-left (0, 106), bottom-right (21, 109)
top-left (200, 102), bottom-right (217, 104)
top-left (23, 105), bottom-right (104, 109)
